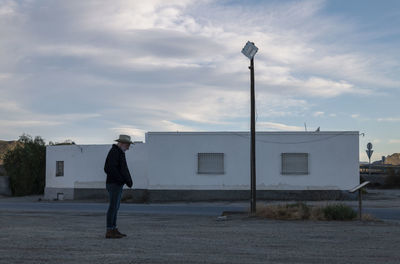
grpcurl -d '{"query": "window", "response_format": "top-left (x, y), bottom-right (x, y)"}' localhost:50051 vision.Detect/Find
top-left (281, 153), bottom-right (309, 175)
top-left (56, 161), bottom-right (64, 177)
top-left (197, 153), bottom-right (224, 174)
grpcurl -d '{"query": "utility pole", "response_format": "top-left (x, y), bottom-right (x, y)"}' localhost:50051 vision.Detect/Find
top-left (250, 57), bottom-right (256, 214)
top-left (242, 41), bottom-right (258, 214)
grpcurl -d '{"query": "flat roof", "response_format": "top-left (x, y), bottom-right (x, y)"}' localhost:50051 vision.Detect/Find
top-left (146, 131), bottom-right (359, 135)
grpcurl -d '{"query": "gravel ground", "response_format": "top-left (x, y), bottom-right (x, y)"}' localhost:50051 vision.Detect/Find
top-left (0, 211), bottom-right (399, 264)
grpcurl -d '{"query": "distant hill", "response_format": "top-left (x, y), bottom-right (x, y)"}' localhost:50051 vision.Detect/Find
top-left (384, 153), bottom-right (400, 165)
top-left (0, 140), bottom-right (19, 165)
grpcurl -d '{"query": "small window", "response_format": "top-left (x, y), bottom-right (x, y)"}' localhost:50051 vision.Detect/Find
top-left (197, 153), bottom-right (224, 174)
top-left (281, 153), bottom-right (309, 175)
top-left (56, 161), bottom-right (64, 177)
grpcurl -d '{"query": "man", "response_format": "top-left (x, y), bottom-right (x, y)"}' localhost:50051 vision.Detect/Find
top-left (104, 134), bottom-right (134, 239)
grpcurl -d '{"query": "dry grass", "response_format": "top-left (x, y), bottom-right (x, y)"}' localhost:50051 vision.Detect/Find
top-left (256, 202), bottom-right (362, 221)
top-left (256, 202), bottom-right (321, 220)
top-left (361, 213), bottom-right (380, 222)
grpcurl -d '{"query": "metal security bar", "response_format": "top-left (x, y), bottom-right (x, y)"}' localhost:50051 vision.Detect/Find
top-left (56, 161), bottom-right (64, 177)
top-left (197, 153), bottom-right (224, 174)
top-left (281, 153), bottom-right (309, 175)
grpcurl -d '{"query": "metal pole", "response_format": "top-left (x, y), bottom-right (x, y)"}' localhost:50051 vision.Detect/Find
top-left (358, 188), bottom-right (362, 220)
top-left (250, 57), bottom-right (256, 214)
top-left (368, 157), bottom-right (371, 178)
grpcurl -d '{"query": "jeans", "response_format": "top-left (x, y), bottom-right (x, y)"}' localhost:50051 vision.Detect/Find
top-left (106, 183), bottom-right (123, 230)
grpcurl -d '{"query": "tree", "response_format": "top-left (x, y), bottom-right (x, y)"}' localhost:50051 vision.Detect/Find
top-left (3, 134), bottom-right (46, 196)
top-left (384, 168), bottom-right (400, 189)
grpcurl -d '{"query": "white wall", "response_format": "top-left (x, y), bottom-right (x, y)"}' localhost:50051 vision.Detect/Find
top-left (45, 131), bottom-right (359, 193)
top-left (146, 132), bottom-right (359, 190)
top-left (46, 143), bottom-right (148, 190)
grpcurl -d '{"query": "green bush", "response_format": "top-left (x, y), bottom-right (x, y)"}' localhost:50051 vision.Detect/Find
top-left (323, 204), bottom-right (357, 221)
top-left (3, 134), bottom-right (46, 196)
top-left (384, 169), bottom-right (400, 189)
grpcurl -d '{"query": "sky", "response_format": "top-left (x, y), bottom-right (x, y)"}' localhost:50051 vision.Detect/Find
top-left (0, 0), bottom-right (399, 161)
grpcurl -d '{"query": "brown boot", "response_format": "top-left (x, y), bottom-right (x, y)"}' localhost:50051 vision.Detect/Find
top-left (115, 228), bottom-right (127, 237)
top-left (105, 229), bottom-right (123, 239)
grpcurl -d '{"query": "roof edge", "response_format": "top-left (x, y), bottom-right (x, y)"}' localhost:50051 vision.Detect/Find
top-left (146, 131), bottom-right (359, 135)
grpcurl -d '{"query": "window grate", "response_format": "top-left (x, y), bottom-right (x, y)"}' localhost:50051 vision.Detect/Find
top-left (56, 161), bottom-right (64, 177)
top-left (197, 153), bottom-right (224, 174)
top-left (281, 153), bottom-right (309, 175)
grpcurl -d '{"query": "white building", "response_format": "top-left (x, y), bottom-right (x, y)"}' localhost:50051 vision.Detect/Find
top-left (45, 131), bottom-right (359, 201)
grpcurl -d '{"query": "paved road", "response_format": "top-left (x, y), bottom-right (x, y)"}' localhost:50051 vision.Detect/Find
top-left (0, 201), bottom-right (399, 220)
top-left (363, 207), bottom-right (400, 221)
top-left (0, 201), bottom-right (246, 216)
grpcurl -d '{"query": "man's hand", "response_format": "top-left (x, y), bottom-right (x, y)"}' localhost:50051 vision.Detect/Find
top-left (126, 179), bottom-right (133, 188)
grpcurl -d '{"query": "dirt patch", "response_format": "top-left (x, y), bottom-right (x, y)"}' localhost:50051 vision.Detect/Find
top-left (0, 211), bottom-right (399, 263)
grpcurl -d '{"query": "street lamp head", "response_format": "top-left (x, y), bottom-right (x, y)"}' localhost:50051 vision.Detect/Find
top-left (241, 41), bottom-right (258, 60)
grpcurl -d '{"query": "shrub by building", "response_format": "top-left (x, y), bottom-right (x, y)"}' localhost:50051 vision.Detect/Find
top-left (3, 134), bottom-right (46, 196)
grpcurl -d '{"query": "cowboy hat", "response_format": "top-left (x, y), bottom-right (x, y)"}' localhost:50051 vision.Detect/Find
top-left (115, 134), bottom-right (134, 144)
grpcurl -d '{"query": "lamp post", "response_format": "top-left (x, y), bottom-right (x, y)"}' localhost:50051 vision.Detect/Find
top-left (242, 41), bottom-right (258, 214)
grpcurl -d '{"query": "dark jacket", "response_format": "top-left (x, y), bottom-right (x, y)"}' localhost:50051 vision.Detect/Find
top-left (104, 144), bottom-right (133, 187)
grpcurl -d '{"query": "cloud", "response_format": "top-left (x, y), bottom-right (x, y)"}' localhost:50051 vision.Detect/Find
top-left (301, 77), bottom-right (369, 97)
top-left (0, 0), bottom-right (17, 17)
top-left (257, 122), bottom-right (303, 131)
top-left (110, 126), bottom-right (147, 141)
top-left (377, 117), bottom-right (400, 122)
top-left (0, 72), bottom-right (11, 79)
top-left (0, 99), bottom-right (102, 139)
top-left (0, 0), bottom-right (399, 143)
top-left (0, 119), bottom-right (61, 127)
top-left (313, 111), bottom-right (324, 117)
top-left (389, 139), bottom-right (400, 144)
